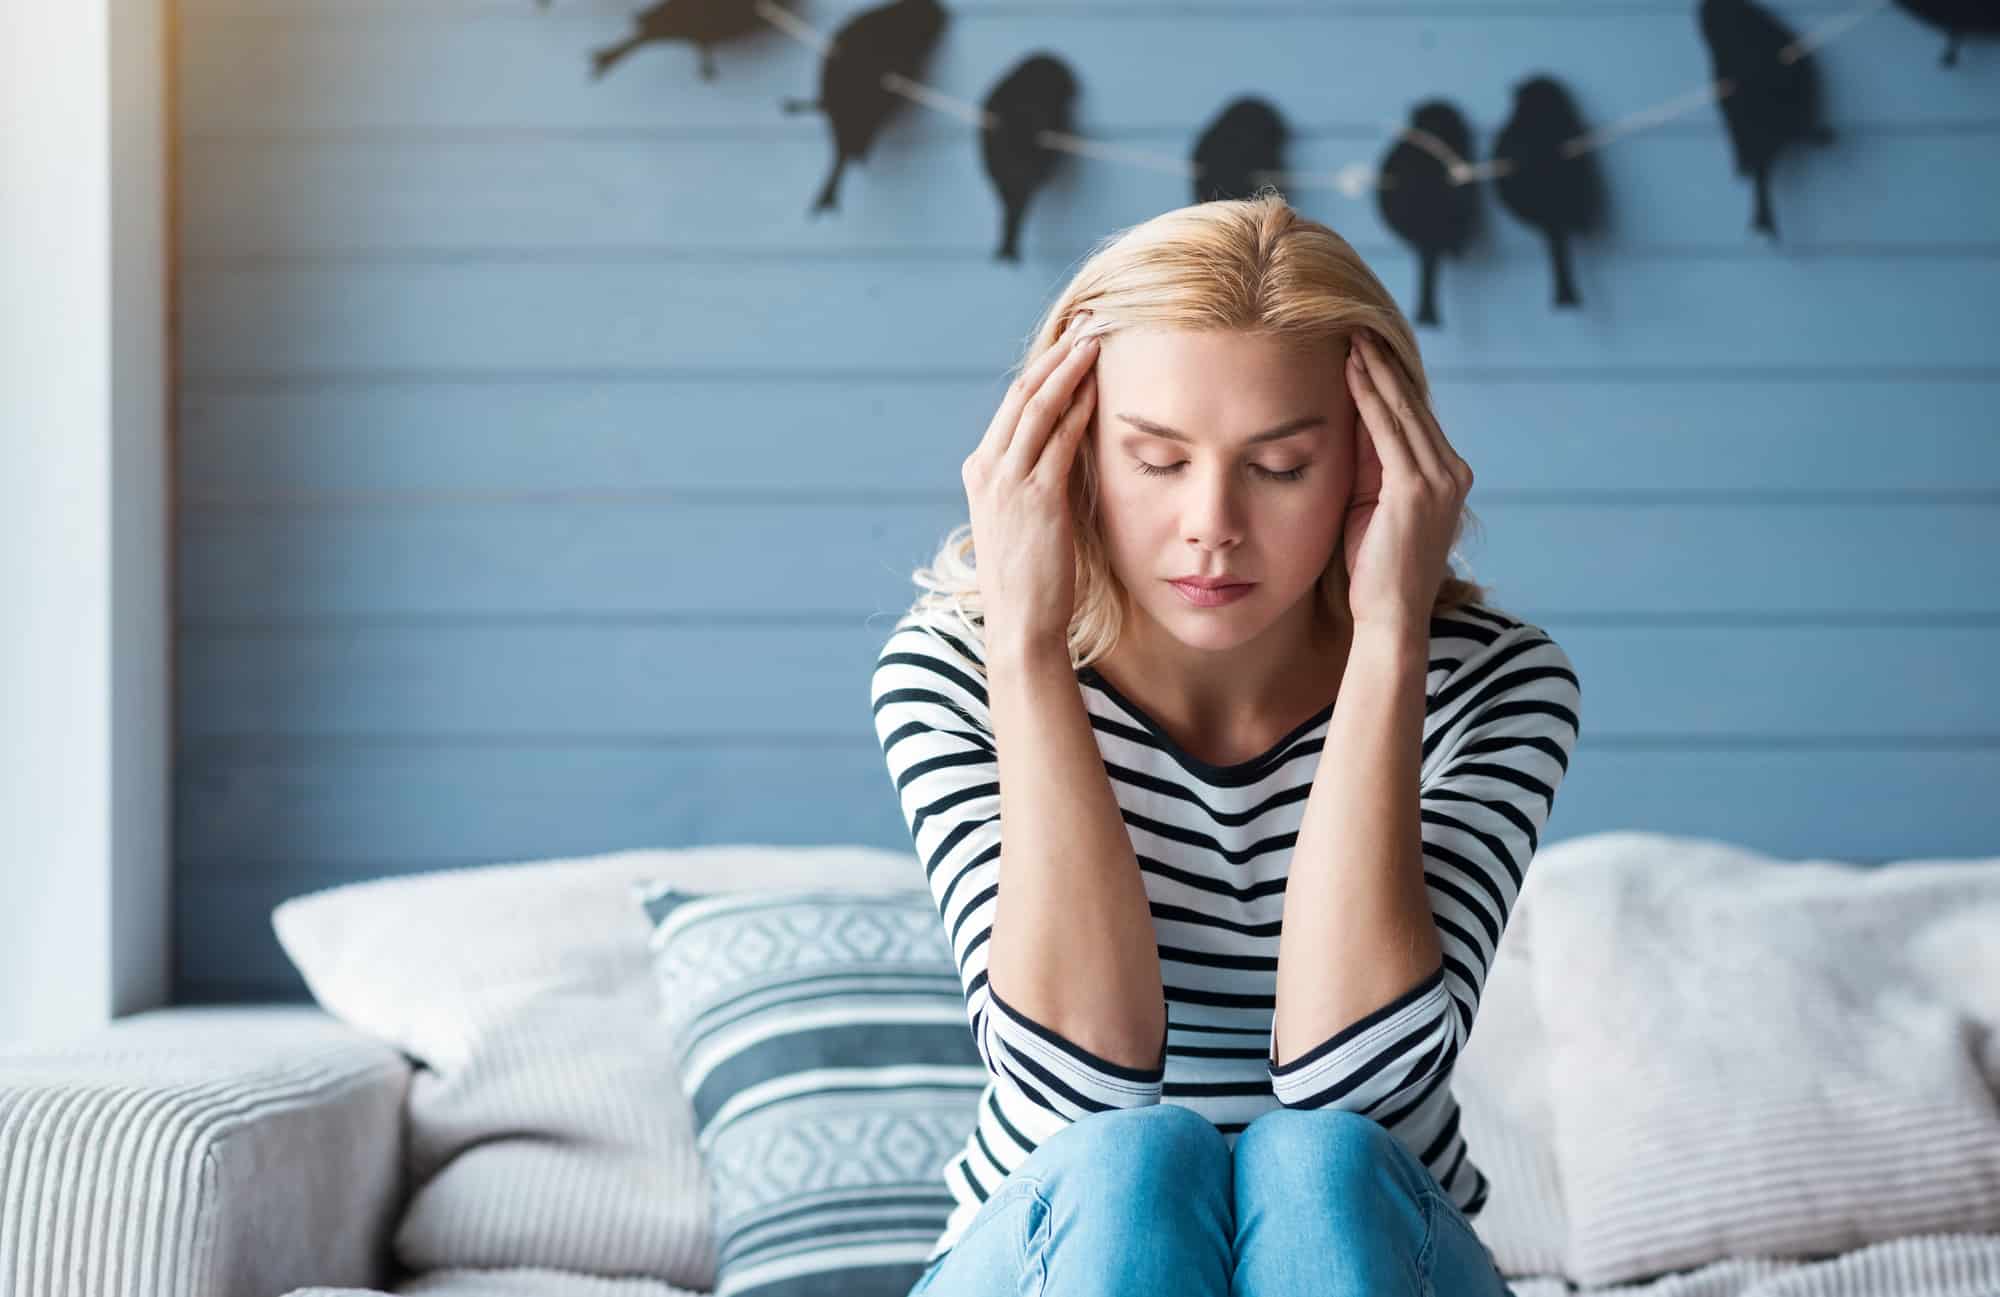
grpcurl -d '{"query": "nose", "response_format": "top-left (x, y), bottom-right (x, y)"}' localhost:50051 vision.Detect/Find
top-left (1183, 463), bottom-right (1245, 552)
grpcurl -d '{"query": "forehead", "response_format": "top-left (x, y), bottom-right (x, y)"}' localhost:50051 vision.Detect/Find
top-left (1096, 328), bottom-right (1342, 438)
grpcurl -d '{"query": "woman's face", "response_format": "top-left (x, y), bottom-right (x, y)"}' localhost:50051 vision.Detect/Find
top-left (1084, 326), bottom-right (1360, 654)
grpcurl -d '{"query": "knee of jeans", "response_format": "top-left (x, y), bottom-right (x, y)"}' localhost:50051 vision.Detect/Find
top-left (1237, 1107), bottom-right (1426, 1201)
top-left (1048, 1103), bottom-right (1231, 1186)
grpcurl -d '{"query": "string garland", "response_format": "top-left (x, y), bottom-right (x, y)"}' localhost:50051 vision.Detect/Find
top-left (745, 0), bottom-right (1898, 195)
top-left (564, 0), bottom-right (1986, 316)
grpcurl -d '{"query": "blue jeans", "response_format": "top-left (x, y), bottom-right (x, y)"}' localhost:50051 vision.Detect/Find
top-left (905, 1103), bottom-right (1513, 1297)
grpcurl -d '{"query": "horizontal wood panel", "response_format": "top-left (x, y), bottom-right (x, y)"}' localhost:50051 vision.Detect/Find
top-left (176, 500), bottom-right (1999, 620)
top-left (178, 380), bottom-right (2000, 499)
top-left (179, 127), bottom-right (2000, 258)
top-left (178, 7), bottom-right (1998, 132)
top-left (167, 0), bottom-right (2000, 1009)
top-left (176, 740), bottom-right (2000, 872)
top-left (179, 256), bottom-right (2000, 379)
top-left (175, 622), bottom-right (2000, 739)
top-left (176, 741), bottom-right (906, 869)
top-left (171, 742), bottom-right (2000, 998)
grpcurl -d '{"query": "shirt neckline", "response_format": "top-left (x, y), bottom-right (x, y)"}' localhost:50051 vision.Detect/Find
top-left (1075, 663), bottom-right (1340, 787)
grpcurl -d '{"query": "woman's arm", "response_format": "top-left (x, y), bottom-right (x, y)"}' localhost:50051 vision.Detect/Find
top-left (873, 618), bottom-right (1166, 1133)
top-left (1267, 621), bottom-right (1580, 1111)
top-left (985, 633), bottom-right (1167, 1075)
top-left (1271, 624), bottom-right (1441, 1073)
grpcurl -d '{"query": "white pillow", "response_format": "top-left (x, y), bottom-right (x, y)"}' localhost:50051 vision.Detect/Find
top-left (272, 844), bottom-right (922, 1288)
top-left (1526, 830), bottom-right (2000, 1287)
top-left (1452, 911), bottom-right (1570, 1278)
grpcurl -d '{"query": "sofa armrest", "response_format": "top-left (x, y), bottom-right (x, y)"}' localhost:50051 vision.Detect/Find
top-left (0, 1004), bottom-right (413, 1297)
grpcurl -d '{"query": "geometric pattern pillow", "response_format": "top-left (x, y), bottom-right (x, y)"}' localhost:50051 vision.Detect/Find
top-left (634, 885), bottom-right (985, 1297)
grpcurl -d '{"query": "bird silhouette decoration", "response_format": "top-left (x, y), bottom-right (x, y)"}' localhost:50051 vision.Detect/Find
top-left (1491, 75), bottom-right (1606, 309)
top-left (1191, 98), bottom-right (1290, 204)
top-left (782, 0), bottom-right (949, 214)
top-left (586, 0), bottom-right (794, 83)
top-left (1893, 0), bottom-right (2000, 67)
top-left (1696, 0), bottom-right (1836, 239)
top-left (980, 54), bottom-right (1079, 262)
top-left (1374, 101), bottom-right (1482, 328)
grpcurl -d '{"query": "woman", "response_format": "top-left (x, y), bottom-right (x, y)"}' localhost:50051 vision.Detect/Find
top-left (868, 191), bottom-right (1581, 1297)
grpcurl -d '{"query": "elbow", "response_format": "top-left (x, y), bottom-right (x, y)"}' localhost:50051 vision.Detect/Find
top-left (974, 993), bottom-right (1168, 1118)
top-left (1268, 989), bottom-right (1462, 1115)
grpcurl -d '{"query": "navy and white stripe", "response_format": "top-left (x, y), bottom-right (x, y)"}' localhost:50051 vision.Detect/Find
top-left (869, 599), bottom-right (1581, 1267)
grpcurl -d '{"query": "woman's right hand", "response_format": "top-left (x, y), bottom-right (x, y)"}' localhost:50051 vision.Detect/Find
top-left (961, 312), bottom-right (1102, 652)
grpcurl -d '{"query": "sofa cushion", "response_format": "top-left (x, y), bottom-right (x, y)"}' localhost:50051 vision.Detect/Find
top-left (284, 1269), bottom-right (708, 1297)
top-left (0, 1006), bottom-right (408, 1297)
top-left (1526, 830), bottom-right (2000, 1286)
top-left (636, 884), bottom-right (984, 1297)
top-left (272, 844), bottom-right (921, 1290)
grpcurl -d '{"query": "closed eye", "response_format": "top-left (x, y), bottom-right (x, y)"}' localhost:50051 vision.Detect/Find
top-left (1134, 461), bottom-right (1311, 483)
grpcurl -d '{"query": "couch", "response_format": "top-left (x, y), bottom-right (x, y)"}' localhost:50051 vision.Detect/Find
top-left (5, 832), bottom-right (2000, 1297)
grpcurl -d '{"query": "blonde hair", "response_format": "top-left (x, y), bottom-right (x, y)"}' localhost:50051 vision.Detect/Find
top-left (907, 190), bottom-right (1489, 670)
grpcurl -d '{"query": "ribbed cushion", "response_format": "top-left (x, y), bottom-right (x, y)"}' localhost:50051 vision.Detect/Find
top-left (1525, 831), bottom-right (2000, 1287)
top-left (286, 1270), bottom-right (707, 1297)
top-left (0, 1005), bottom-right (408, 1297)
top-left (1505, 1233), bottom-right (2000, 1296)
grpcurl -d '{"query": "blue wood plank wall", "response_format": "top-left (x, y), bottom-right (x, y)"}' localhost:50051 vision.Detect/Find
top-left (172, 0), bottom-right (2000, 1002)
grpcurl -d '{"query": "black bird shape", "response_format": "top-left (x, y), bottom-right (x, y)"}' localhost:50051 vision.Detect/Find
top-left (1893, 0), bottom-right (2000, 67)
top-left (1190, 98), bottom-right (1289, 204)
top-left (1374, 101), bottom-right (1482, 329)
top-left (782, 0), bottom-right (949, 215)
top-left (980, 54), bottom-right (1079, 262)
top-left (1490, 75), bottom-right (1606, 309)
top-left (588, 0), bottom-right (792, 83)
top-left (1696, 0), bottom-right (1836, 239)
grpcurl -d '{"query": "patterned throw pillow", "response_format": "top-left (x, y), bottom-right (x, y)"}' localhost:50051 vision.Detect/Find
top-left (634, 884), bottom-right (985, 1297)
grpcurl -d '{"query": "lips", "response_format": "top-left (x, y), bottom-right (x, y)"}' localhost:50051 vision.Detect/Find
top-left (1169, 578), bottom-right (1256, 607)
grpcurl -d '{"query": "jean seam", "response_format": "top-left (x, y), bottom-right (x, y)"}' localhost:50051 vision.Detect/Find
top-left (1416, 1186), bottom-right (1442, 1297)
top-left (1426, 1188), bottom-right (1509, 1295)
top-left (1023, 1181), bottom-right (1052, 1297)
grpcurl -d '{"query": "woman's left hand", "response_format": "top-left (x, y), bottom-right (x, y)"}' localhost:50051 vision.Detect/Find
top-left (1341, 332), bottom-right (1475, 638)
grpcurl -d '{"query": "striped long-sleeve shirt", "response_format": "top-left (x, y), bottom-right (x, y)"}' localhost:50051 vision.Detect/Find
top-left (868, 599), bottom-right (1582, 1267)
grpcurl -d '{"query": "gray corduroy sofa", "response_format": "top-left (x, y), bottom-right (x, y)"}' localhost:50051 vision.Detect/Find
top-left (10, 828), bottom-right (2000, 1297)
top-left (0, 1005), bottom-right (412, 1297)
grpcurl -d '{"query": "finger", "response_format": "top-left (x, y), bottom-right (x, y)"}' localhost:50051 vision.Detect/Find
top-left (1418, 417), bottom-right (1473, 495)
top-left (1402, 393), bottom-right (1468, 494)
top-left (1348, 341), bottom-right (1421, 484)
top-left (1003, 329), bottom-right (1099, 480)
top-left (978, 314), bottom-right (1091, 461)
top-left (1351, 335), bottom-right (1444, 484)
top-left (1420, 408), bottom-right (1474, 492)
top-left (1032, 369), bottom-right (1097, 486)
top-left (1363, 333), bottom-right (1467, 490)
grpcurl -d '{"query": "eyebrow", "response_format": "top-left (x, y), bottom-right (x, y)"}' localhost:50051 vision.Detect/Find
top-left (1116, 413), bottom-right (1325, 446)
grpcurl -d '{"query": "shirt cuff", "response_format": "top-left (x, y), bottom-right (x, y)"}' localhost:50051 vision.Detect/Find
top-left (1267, 966), bottom-right (1452, 1109)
